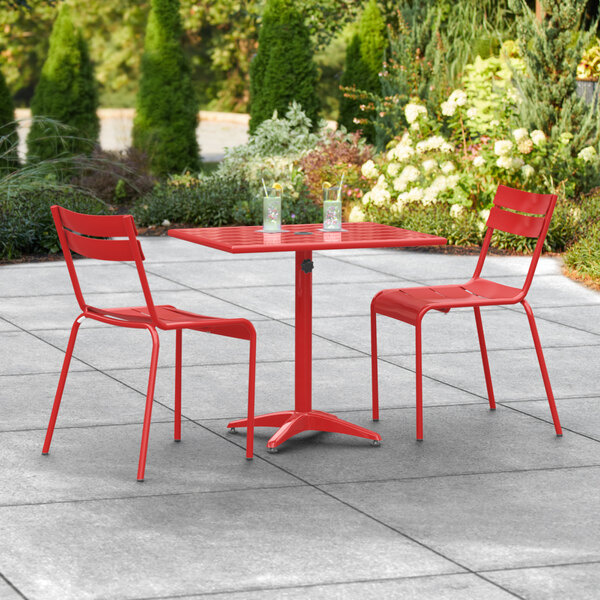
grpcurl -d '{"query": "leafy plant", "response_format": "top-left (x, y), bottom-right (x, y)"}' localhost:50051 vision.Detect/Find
top-left (0, 67), bottom-right (19, 173)
top-left (132, 0), bottom-right (200, 176)
top-left (27, 3), bottom-right (99, 162)
top-left (577, 38), bottom-right (600, 80)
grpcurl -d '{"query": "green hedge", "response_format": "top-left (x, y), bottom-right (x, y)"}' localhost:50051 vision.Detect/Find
top-left (0, 188), bottom-right (107, 259)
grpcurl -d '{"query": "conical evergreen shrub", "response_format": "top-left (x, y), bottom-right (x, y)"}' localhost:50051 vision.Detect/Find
top-left (27, 3), bottom-right (99, 162)
top-left (133, 0), bottom-right (200, 176)
top-left (0, 66), bottom-right (19, 172)
top-left (337, 0), bottom-right (386, 142)
top-left (249, 0), bottom-right (320, 133)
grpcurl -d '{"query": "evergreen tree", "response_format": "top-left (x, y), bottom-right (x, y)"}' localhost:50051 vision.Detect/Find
top-left (337, 0), bottom-right (386, 142)
top-left (27, 3), bottom-right (99, 162)
top-left (0, 66), bottom-right (19, 172)
top-left (510, 0), bottom-right (600, 150)
top-left (249, 0), bottom-right (320, 133)
top-left (133, 0), bottom-right (200, 176)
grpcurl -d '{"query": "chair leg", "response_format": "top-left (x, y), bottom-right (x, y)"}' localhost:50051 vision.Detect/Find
top-left (522, 300), bottom-right (563, 436)
top-left (474, 307), bottom-right (496, 410)
top-left (137, 327), bottom-right (160, 481)
top-left (246, 331), bottom-right (257, 459)
top-left (174, 329), bottom-right (182, 442)
top-left (415, 319), bottom-right (423, 441)
top-left (370, 306), bottom-right (380, 421)
top-left (42, 315), bottom-right (83, 455)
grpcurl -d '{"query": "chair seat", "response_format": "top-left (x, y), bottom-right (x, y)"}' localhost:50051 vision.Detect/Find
top-left (87, 305), bottom-right (254, 340)
top-left (373, 278), bottom-right (523, 325)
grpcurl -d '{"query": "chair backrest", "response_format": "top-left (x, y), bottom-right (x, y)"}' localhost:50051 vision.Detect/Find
top-left (472, 185), bottom-right (557, 297)
top-left (51, 205), bottom-right (160, 324)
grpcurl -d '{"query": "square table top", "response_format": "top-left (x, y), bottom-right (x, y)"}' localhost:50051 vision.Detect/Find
top-left (168, 222), bottom-right (447, 254)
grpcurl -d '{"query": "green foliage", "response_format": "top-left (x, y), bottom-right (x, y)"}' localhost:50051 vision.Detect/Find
top-left (249, 0), bottom-right (320, 133)
top-left (132, 172), bottom-right (251, 227)
top-left (564, 223), bottom-right (600, 281)
top-left (27, 3), bottom-right (99, 162)
top-left (0, 187), bottom-right (106, 259)
top-left (132, 0), bottom-right (200, 177)
top-left (338, 34), bottom-right (368, 133)
top-left (358, 0), bottom-right (386, 89)
top-left (510, 0), bottom-right (600, 151)
top-left (0, 67), bottom-right (19, 172)
top-left (577, 37), bottom-right (600, 79)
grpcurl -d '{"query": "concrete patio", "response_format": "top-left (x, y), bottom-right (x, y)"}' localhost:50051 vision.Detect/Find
top-left (0, 237), bottom-right (599, 599)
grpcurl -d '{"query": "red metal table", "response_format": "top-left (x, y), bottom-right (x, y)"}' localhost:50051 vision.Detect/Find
top-left (169, 222), bottom-right (446, 451)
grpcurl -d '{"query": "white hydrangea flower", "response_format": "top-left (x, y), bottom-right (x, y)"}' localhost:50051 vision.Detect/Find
top-left (440, 142), bottom-right (454, 153)
top-left (517, 138), bottom-right (534, 154)
top-left (362, 191), bottom-right (371, 205)
top-left (422, 159), bottom-right (437, 172)
top-left (430, 176), bottom-right (448, 193)
top-left (511, 157), bottom-right (524, 169)
top-left (441, 101), bottom-right (457, 117)
top-left (496, 156), bottom-right (514, 169)
top-left (441, 161), bottom-right (455, 174)
top-left (400, 165), bottom-right (420, 182)
top-left (494, 140), bottom-right (514, 156)
top-left (448, 89), bottom-right (467, 106)
top-left (512, 128), bottom-right (529, 142)
top-left (387, 141), bottom-right (414, 162)
top-left (348, 205), bottom-right (365, 222)
top-left (393, 177), bottom-right (408, 192)
top-left (416, 135), bottom-right (447, 153)
top-left (473, 155), bottom-right (485, 168)
top-left (361, 159), bottom-right (379, 178)
top-left (405, 103), bottom-right (427, 124)
top-left (407, 187), bottom-right (424, 201)
top-left (490, 120), bottom-right (500, 128)
top-left (423, 187), bottom-right (438, 205)
top-left (387, 162), bottom-right (401, 177)
top-left (578, 145), bottom-right (597, 162)
top-left (450, 204), bottom-right (465, 218)
top-left (370, 175), bottom-right (391, 205)
top-left (466, 107), bottom-right (478, 119)
top-left (521, 164), bottom-right (535, 179)
top-left (446, 175), bottom-right (459, 189)
top-left (410, 122), bottom-right (420, 131)
top-left (479, 208), bottom-right (491, 222)
top-left (530, 130), bottom-right (546, 146)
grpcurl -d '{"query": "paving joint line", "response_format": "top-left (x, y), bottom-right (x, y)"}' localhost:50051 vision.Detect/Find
top-left (0, 572), bottom-right (28, 600)
top-left (477, 558), bottom-right (600, 574)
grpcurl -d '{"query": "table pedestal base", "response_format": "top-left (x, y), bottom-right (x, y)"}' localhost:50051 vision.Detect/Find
top-left (227, 410), bottom-right (382, 450)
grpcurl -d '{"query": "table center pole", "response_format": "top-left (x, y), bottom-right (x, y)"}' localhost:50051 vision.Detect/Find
top-left (295, 250), bottom-right (313, 412)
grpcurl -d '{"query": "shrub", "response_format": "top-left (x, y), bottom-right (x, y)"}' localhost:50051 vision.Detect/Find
top-left (249, 0), bottom-right (320, 133)
top-left (70, 147), bottom-right (156, 205)
top-left (299, 129), bottom-right (374, 207)
top-left (564, 223), bottom-right (600, 282)
top-left (27, 3), bottom-right (99, 162)
top-left (132, 0), bottom-right (200, 176)
top-left (0, 187), bottom-right (107, 259)
top-left (0, 69), bottom-right (19, 173)
top-left (132, 173), bottom-right (252, 227)
top-left (338, 34), bottom-right (369, 134)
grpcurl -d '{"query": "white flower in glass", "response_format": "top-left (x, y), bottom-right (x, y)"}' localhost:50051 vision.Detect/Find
top-left (388, 162), bottom-right (401, 177)
top-left (361, 159), bottom-right (379, 178)
top-left (450, 204), bottom-right (465, 218)
top-left (473, 155), bottom-right (485, 167)
top-left (404, 103), bottom-right (427, 124)
top-left (494, 140), bottom-right (513, 156)
top-left (521, 164), bottom-right (535, 179)
top-left (448, 89), bottom-right (467, 106)
top-left (578, 146), bottom-right (597, 162)
top-left (422, 159), bottom-right (437, 172)
top-left (441, 161), bottom-right (455, 174)
top-left (512, 128), bottom-right (529, 142)
top-left (348, 205), bottom-right (365, 222)
top-left (530, 130), bottom-right (546, 146)
top-left (466, 107), bottom-right (478, 118)
top-left (441, 100), bottom-right (457, 116)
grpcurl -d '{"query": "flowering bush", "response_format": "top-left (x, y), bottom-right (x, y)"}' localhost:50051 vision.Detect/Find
top-left (357, 88), bottom-right (600, 233)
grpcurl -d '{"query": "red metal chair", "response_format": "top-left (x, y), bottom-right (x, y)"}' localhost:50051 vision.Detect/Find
top-left (370, 185), bottom-right (562, 440)
top-left (43, 205), bottom-right (256, 481)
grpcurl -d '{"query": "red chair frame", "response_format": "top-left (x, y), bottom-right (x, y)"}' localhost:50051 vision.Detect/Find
top-left (43, 206), bottom-right (256, 481)
top-left (370, 185), bottom-right (562, 439)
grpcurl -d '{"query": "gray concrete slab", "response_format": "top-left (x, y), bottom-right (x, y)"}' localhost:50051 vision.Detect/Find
top-left (0, 371), bottom-right (174, 432)
top-left (208, 405), bottom-right (600, 485)
top-left (35, 318), bottom-right (361, 371)
top-left (0, 318), bottom-right (18, 332)
top-left (0, 487), bottom-right (459, 600)
top-left (303, 306), bottom-right (599, 356)
top-left (534, 304), bottom-right (600, 335)
top-left (106, 357), bottom-right (482, 423)
top-left (0, 421), bottom-right (298, 504)
top-left (322, 466), bottom-right (600, 571)
top-left (386, 345), bottom-right (600, 401)
top-left (485, 562), bottom-right (600, 600)
top-left (180, 573), bottom-right (517, 599)
top-left (0, 330), bottom-right (90, 375)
